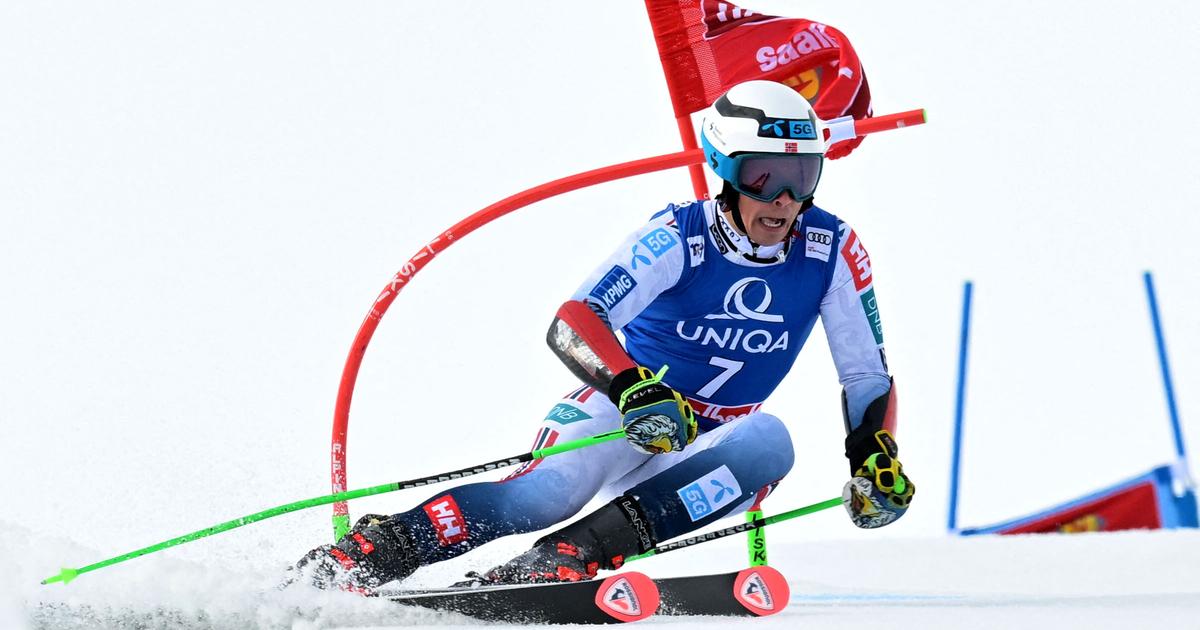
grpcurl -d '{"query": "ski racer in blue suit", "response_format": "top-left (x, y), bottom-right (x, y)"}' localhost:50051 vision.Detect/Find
top-left (291, 80), bottom-right (916, 590)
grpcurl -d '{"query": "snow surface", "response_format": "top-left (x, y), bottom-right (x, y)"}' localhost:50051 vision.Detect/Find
top-left (4, 0), bottom-right (1200, 628)
top-left (7, 523), bottom-right (1200, 629)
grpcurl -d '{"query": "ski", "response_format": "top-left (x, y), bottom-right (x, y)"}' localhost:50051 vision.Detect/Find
top-left (655, 565), bottom-right (790, 617)
top-left (381, 571), bottom-right (659, 624)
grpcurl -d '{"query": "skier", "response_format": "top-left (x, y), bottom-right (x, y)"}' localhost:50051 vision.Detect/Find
top-left (291, 79), bottom-right (915, 590)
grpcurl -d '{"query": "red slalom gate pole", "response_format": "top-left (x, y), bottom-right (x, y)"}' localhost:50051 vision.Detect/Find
top-left (329, 148), bottom-right (704, 540)
top-left (328, 108), bottom-right (926, 541)
top-left (858, 109), bottom-right (927, 134)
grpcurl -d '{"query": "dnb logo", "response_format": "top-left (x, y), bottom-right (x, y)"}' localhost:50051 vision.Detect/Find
top-left (588, 266), bottom-right (638, 310)
top-left (545, 403), bottom-right (591, 425)
top-left (423, 495), bottom-right (468, 546)
top-left (677, 464), bottom-right (743, 521)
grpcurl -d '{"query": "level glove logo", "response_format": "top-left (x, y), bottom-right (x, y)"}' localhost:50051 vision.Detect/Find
top-left (842, 430), bottom-right (915, 528)
top-left (614, 366), bottom-right (698, 455)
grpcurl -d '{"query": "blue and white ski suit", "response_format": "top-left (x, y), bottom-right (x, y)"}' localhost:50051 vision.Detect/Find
top-left (394, 199), bottom-right (891, 562)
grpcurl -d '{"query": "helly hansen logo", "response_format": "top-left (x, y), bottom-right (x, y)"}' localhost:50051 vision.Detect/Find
top-left (588, 266), bottom-right (638, 310)
top-left (423, 495), bottom-right (468, 546)
top-left (677, 465), bottom-right (743, 521)
top-left (839, 226), bottom-right (873, 291)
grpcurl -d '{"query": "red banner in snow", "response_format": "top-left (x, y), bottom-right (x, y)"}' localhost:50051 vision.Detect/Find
top-left (960, 466), bottom-right (1198, 536)
top-left (998, 480), bottom-right (1161, 534)
top-left (643, 0), bottom-right (872, 158)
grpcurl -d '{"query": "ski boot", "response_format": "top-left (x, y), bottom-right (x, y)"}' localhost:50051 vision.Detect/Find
top-left (287, 513), bottom-right (420, 591)
top-left (459, 495), bottom-right (656, 587)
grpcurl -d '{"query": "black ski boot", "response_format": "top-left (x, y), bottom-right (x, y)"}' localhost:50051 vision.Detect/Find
top-left (464, 495), bottom-right (657, 586)
top-left (288, 513), bottom-right (421, 591)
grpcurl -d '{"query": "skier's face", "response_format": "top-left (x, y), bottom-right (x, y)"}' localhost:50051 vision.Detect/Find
top-left (734, 191), bottom-right (804, 246)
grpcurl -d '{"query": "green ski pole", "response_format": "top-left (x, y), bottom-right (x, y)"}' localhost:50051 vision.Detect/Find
top-left (42, 428), bottom-right (626, 585)
top-left (627, 497), bottom-right (842, 563)
top-left (745, 506), bottom-right (767, 566)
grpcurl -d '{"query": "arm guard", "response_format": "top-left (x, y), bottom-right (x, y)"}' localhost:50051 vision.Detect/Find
top-left (843, 377), bottom-right (898, 472)
top-left (546, 299), bottom-right (637, 394)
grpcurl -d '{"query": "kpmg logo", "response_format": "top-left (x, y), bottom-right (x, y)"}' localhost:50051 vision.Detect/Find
top-left (706, 278), bottom-right (783, 323)
top-left (588, 266), bottom-right (638, 310)
top-left (677, 464), bottom-right (742, 521)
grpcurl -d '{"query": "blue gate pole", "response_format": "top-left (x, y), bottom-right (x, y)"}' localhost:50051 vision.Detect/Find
top-left (947, 281), bottom-right (974, 533)
top-left (1144, 272), bottom-right (1193, 489)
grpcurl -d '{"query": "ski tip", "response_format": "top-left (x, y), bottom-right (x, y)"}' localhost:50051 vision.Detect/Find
top-left (593, 571), bottom-right (659, 623)
top-left (732, 565), bottom-right (790, 616)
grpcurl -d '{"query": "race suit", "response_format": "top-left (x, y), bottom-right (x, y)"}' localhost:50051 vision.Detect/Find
top-left (390, 199), bottom-right (891, 564)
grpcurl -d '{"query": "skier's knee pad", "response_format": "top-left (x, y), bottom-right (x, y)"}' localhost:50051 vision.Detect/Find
top-left (728, 413), bottom-right (794, 481)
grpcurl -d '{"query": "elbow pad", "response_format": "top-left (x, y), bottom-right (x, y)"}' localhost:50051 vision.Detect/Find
top-left (546, 300), bottom-right (637, 393)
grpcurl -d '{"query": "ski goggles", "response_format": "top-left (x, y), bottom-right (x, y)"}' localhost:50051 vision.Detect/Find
top-left (703, 137), bottom-right (824, 202)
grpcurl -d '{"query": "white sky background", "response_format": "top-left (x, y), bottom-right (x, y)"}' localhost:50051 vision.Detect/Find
top-left (2, 0), bottom-right (1200, 584)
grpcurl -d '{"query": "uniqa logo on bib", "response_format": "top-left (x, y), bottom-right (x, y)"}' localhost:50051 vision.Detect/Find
top-left (675, 278), bottom-right (789, 353)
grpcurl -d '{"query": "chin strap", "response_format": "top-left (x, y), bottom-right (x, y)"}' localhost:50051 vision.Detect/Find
top-left (714, 182), bottom-right (812, 264)
top-left (715, 202), bottom-right (791, 264)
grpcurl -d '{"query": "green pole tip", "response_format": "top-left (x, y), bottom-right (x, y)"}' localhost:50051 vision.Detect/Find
top-left (42, 567), bottom-right (79, 585)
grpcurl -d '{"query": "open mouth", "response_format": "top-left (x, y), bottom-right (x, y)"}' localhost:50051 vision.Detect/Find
top-left (759, 216), bottom-right (787, 230)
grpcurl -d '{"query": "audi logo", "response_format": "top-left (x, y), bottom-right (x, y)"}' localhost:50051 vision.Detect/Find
top-left (807, 232), bottom-right (832, 245)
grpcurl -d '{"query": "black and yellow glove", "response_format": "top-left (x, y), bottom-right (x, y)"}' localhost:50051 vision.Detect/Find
top-left (842, 429), bottom-right (915, 528)
top-left (609, 366), bottom-right (697, 455)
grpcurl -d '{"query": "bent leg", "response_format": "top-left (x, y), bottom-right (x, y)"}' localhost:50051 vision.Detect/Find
top-left (609, 412), bottom-right (795, 542)
top-left (473, 413), bottom-right (796, 585)
top-left (391, 387), bottom-right (648, 565)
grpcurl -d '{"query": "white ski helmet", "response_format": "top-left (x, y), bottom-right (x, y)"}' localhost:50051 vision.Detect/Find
top-left (700, 80), bottom-right (827, 202)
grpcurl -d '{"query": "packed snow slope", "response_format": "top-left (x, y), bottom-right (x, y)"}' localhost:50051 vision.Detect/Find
top-left (6, 522), bottom-right (1199, 629)
top-left (4, 1), bottom-right (1200, 629)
